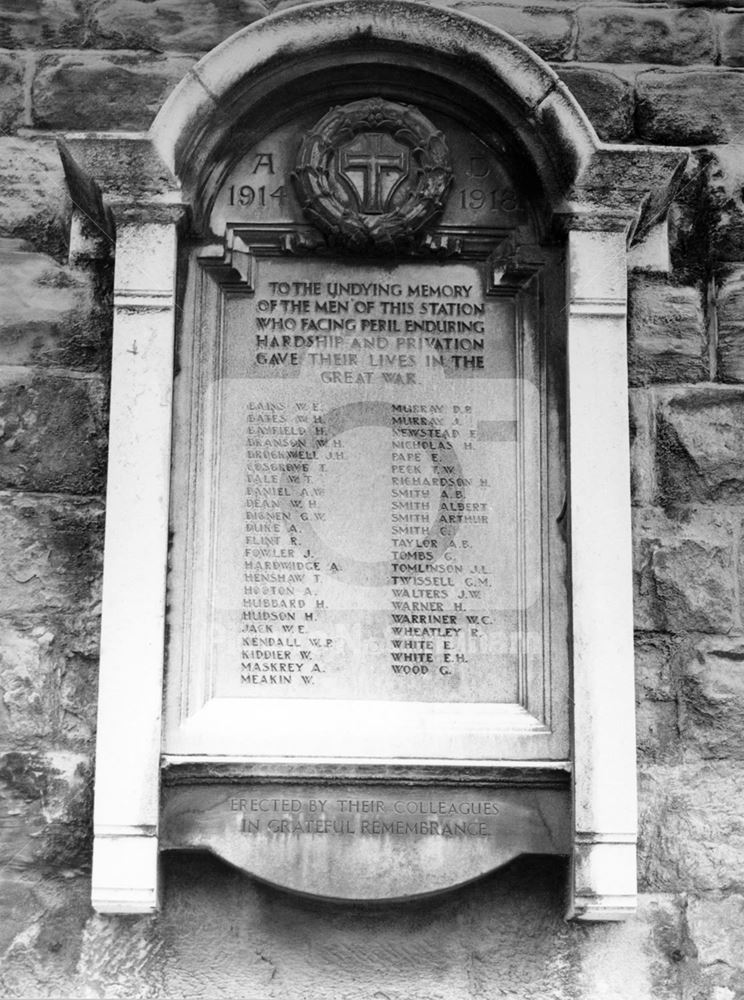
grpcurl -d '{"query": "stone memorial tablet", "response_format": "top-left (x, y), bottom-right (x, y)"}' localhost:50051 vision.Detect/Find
top-left (207, 257), bottom-right (538, 707)
top-left (164, 94), bottom-right (570, 895)
top-left (68, 0), bottom-right (681, 915)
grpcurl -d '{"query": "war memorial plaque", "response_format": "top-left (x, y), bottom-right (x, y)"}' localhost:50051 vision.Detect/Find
top-left (76, 1), bottom-right (681, 915)
top-left (211, 258), bottom-right (536, 704)
top-left (163, 97), bottom-right (570, 897)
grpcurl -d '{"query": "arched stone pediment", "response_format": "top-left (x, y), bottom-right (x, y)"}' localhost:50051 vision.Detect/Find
top-left (152, 0), bottom-right (595, 224)
top-left (61, 0), bottom-right (684, 245)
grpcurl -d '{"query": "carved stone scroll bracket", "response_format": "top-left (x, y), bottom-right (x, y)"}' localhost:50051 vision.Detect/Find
top-left (57, 139), bottom-right (115, 264)
top-left (554, 144), bottom-right (689, 264)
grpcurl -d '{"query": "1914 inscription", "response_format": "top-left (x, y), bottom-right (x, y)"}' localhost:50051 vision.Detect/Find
top-left (206, 259), bottom-right (541, 704)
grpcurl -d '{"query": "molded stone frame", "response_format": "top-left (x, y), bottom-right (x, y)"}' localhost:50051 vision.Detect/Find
top-left (59, 0), bottom-right (686, 919)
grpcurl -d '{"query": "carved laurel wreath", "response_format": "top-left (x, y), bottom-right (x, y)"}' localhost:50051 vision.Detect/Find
top-left (292, 98), bottom-right (453, 253)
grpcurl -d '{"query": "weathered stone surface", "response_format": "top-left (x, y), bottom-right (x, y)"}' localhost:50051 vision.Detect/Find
top-left (686, 898), bottom-right (744, 1000)
top-left (273, 0), bottom-right (576, 62)
top-left (0, 751), bottom-right (91, 870)
top-left (633, 508), bottom-right (740, 634)
top-left (577, 8), bottom-right (714, 65)
top-left (630, 389), bottom-right (658, 506)
top-left (0, 370), bottom-right (106, 494)
top-left (638, 761), bottom-right (744, 891)
top-left (681, 636), bottom-right (744, 760)
top-left (574, 894), bottom-right (687, 1000)
top-left (666, 150), bottom-right (709, 283)
top-left (145, 857), bottom-right (579, 999)
top-left (636, 700), bottom-right (680, 761)
top-left (0, 875), bottom-right (91, 997)
top-left (706, 148), bottom-right (744, 264)
top-left (75, 912), bottom-right (164, 999)
top-left (0, 877), bottom-right (43, 958)
top-left (89, 0), bottom-right (268, 53)
top-left (429, 2), bottom-right (574, 61)
top-left (0, 240), bottom-right (107, 369)
top-left (32, 52), bottom-right (197, 130)
top-left (0, 52), bottom-right (24, 133)
top-left (675, 0), bottom-right (744, 7)
top-left (687, 896), bottom-right (744, 971)
top-left (554, 64), bottom-right (633, 142)
top-left (719, 13), bottom-right (744, 68)
top-left (0, 0), bottom-right (84, 48)
top-left (0, 139), bottom-right (69, 254)
top-left (0, 871), bottom-right (692, 1000)
top-left (0, 614), bottom-right (98, 747)
top-left (154, 854), bottom-right (685, 1000)
top-left (0, 494), bottom-right (103, 614)
top-left (635, 633), bottom-right (681, 702)
top-left (628, 276), bottom-right (706, 386)
top-left (655, 387), bottom-right (744, 504)
top-left (717, 266), bottom-right (744, 381)
top-left (637, 70), bottom-right (744, 145)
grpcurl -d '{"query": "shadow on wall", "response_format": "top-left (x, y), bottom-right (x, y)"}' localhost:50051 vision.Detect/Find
top-left (155, 853), bottom-right (579, 997)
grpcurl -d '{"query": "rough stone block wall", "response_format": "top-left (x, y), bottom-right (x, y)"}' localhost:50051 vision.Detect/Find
top-left (0, 0), bottom-right (743, 997)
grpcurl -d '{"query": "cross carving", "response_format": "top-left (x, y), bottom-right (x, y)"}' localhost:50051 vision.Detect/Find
top-left (338, 132), bottom-right (409, 214)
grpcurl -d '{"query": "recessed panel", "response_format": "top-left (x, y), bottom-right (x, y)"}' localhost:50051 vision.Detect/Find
top-left (167, 98), bottom-right (567, 764)
top-left (189, 258), bottom-right (543, 710)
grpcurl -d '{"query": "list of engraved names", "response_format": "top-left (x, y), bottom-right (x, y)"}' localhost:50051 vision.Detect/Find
top-left (211, 260), bottom-right (541, 704)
